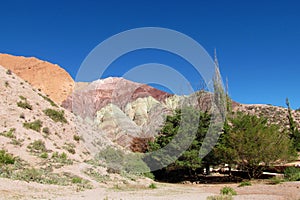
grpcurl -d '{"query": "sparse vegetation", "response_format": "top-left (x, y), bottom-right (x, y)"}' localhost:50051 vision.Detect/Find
top-left (4, 81), bottom-right (9, 87)
top-left (42, 127), bottom-right (50, 134)
top-left (51, 152), bottom-right (72, 164)
top-left (72, 176), bottom-right (83, 184)
top-left (0, 150), bottom-right (15, 165)
top-left (63, 143), bottom-right (76, 154)
top-left (220, 186), bottom-right (237, 195)
top-left (207, 195), bottom-right (233, 200)
top-left (17, 100), bottom-right (32, 110)
top-left (23, 120), bottom-right (42, 132)
top-left (238, 181), bottom-right (252, 187)
top-left (284, 167), bottom-right (300, 181)
top-left (148, 183), bottom-right (157, 189)
top-left (43, 109), bottom-right (67, 123)
top-left (73, 135), bottom-right (80, 142)
top-left (0, 128), bottom-right (16, 139)
top-left (38, 93), bottom-right (58, 107)
top-left (268, 177), bottom-right (284, 185)
top-left (40, 152), bottom-right (48, 159)
top-left (28, 140), bottom-right (47, 153)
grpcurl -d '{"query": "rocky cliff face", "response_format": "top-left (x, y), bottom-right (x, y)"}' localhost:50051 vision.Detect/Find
top-left (0, 53), bottom-right (74, 104)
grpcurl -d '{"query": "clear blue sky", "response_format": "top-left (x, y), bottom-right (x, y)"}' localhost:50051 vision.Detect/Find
top-left (1, 0), bottom-right (299, 109)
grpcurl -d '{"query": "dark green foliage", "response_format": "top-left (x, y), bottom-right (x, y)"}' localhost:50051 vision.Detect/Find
top-left (71, 177), bottom-right (83, 184)
top-left (28, 140), bottom-right (46, 152)
top-left (148, 183), bottom-right (157, 189)
top-left (147, 107), bottom-right (212, 176)
top-left (286, 98), bottom-right (300, 151)
top-left (23, 120), bottom-right (42, 132)
top-left (0, 128), bottom-right (16, 139)
top-left (220, 186), bottom-right (237, 195)
top-left (284, 167), bottom-right (300, 181)
top-left (43, 109), bottom-right (67, 123)
top-left (42, 127), bottom-right (50, 134)
top-left (215, 112), bottom-right (295, 179)
top-left (238, 181), bottom-right (252, 187)
top-left (0, 150), bottom-right (15, 165)
top-left (17, 101), bottom-right (32, 110)
top-left (73, 135), bottom-right (80, 142)
top-left (96, 147), bottom-right (152, 177)
top-left (38, 93), bottom-right (58, 107)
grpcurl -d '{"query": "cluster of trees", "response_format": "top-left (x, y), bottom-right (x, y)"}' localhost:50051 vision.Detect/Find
top-left (146, 107), bottom-right (297, 180)
top-left (145, 64), bottom-right (299, 180)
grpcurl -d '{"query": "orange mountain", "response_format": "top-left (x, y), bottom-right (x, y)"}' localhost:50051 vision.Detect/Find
top-left (0, 53), bottom-right (74, 104)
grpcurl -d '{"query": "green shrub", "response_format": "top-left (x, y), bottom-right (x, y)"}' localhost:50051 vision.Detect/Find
top-left (51, 152), bottom-right (72, 164)
top-left (72, 177), bottom-right (83, 184)
top-left (207, 195), bottom-right (233, 200)
top-left (96, 147), bottom-right (124, 172)
top-left (38, 93), bottom-right (58, 107)
top-left (268, 177), bottom-right (284, 185)
top-left (43, 109), bottom-right (67, 123)
top-left (63, 143), bottom-right (76, 154)
top-left (19, 96), bottom-right (26, 100)
top-left (40, 152), bottom-right (48, 159)
top-left (42, 127), bottom-right (50, 134)
top-left (0, 128), bottom-right (16, 138)
top-left (148, 183), bottom-right (157, 189)
top-left (0, 150), bottom-right (15, 165)
top-left (284, 167), bottom-right (300, 181)
top-left (238, 181), bottom-right (252, 187)
top-left (28, 140), bottom-right (46, 152)
top-left (17, 101), bottom-right (32, 110)
top-left (220, 186), bottom-right (237, 195)
top-left (23, 120), bottom-right (42, 132)
top-left (73, 135), bottom-right (80, 142)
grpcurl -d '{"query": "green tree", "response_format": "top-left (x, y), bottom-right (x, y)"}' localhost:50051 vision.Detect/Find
top-left (147, 107), bottom-right (211, 177)
top-left (286, 98), bottom-right (300, 151)
top-left (215, 112), bottom-right (295, 179)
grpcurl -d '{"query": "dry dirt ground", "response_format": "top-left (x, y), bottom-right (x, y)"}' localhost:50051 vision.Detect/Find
top-left (0, 178), bottom-right (299, 200)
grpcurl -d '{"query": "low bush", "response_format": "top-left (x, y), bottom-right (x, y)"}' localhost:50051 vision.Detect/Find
top-left (73, 135), bottom-right (80, 142)
top-left (0, 128), bottom-right (16, 139)
top-left (148, 183), bottom-right (157, 189)
top-left (268, 177), bottom-right (284, 185)
top-left (284, 167), bottom-right (300, 181)
top-left (238, 181), bottom-right (252, 187)
top-left (0, 150), bottom-right (15, 165)
top-left (207, 195), bottom-right (233, 200)
top-left (28, 140), bottom-right (47, 152)
top-left (17, 101), bottom-right (32, 110)
top-left (23, 120), bottom-right (42, 132)
top-left (42, 127), bottom-right (50, 134)
top-left (220, 186), bottom-right (237, 196)
top-left (72, 177), bottom-right (83, 184)
top-left (38, 93), bottom-right (58, 107)
top-left (43, 109), bottom-right (67, 123)
top-left (40, 152), bottom-right (48, 159)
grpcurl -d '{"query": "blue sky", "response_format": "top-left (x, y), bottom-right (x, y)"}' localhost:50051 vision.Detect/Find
top-left (0, 0), bottom-right (299, 109)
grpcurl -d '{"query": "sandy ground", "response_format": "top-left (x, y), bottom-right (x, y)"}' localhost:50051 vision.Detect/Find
top-left (0, 178), bottom-right (299, 200)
